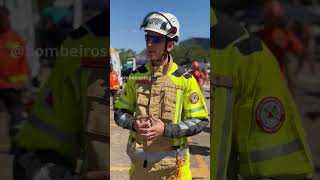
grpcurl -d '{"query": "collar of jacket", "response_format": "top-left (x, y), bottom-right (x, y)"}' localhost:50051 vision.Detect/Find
top-left (150, 54), bottom-right (174, 77)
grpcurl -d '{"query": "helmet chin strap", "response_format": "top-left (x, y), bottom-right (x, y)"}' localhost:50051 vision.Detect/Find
top-left (151, 38), bottom-right (169, 66)
top-left (161, 38), bottom-right (169, 63)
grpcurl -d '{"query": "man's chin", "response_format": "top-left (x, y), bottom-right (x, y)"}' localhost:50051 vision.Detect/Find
top-left (150, 60), bottom-right (162, 66)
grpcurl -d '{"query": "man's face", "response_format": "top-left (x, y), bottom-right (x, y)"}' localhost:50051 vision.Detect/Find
top-left (145, 31), bottom-right (168, 66)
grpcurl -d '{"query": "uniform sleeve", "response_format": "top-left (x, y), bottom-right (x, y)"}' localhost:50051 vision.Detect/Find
top-left (163, 76), bottom-right (209, 138)
top-left (114, 109), bottom-right (135, 130)
top-left (183, 77), bottom-right (208, 118)
top-left (114, 77), bottom-right (135, 112)
top-left (114, 77), bottom-right (136, 129)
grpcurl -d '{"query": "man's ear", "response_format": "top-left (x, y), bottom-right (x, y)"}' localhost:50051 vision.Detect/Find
top-left (166, 41), bottom-right (175, 52)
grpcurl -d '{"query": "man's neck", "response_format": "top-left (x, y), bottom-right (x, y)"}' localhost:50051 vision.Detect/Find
top-left (151, 54), bottom-right (170, 66)
top-left (162, 56), bottom-right (169, 65)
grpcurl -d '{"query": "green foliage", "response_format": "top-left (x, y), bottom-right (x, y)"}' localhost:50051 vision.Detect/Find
top-left (171, 38), bottom-right (210, 65)
top-left (118, 48), bottom-right (136, 65)
top-left (118, 37), bottom-right (210, 66)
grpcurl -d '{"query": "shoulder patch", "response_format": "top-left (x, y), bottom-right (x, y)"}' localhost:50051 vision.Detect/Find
top-left (132, 64), bottom-right (148, 74)
top-left (172, 66), bottom-right (187, 77)
top-left (183, 73), bottom-right (192, 79)
top-left (190, 92), bottom-right (199, 104)
top-left (137, 64), bottom-right (148, 73)
top-left (234, 36), bottom-right (263, 56)
top-left (70, 27), bottom-right (88, 39)
top-left (256, 97), bottom-right (285, 133)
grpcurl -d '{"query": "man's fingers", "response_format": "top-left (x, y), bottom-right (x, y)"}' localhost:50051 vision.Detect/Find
top-left (136, 121), bottom-right (150, 128)
top-left (138, 128), bottom-right (149, 134)
top-left (140, 131), bottom-right (156, 138)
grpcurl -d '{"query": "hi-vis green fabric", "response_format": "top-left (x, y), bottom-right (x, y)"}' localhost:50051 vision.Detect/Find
top-left (210, 9), bottom-right (313, 180)
top-left (14, 35), bottom-right (108, 164)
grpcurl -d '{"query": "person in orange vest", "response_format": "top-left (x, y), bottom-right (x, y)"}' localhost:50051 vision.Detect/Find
top-left (0, 6), bottom-right (29, 151)
top-left (191, 61), bottom-right (205, 89)
top-left (110, 63), bottom-right (120, 109)
top-left (201, 67), bottom-right (209, 86)
top-left (258, 0), bottom-right (304, 94)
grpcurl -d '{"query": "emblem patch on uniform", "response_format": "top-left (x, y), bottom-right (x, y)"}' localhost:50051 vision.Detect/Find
top-left (190, 92), bottom-right (199, 104)
top-left (256, 97), bottom-right (285, 133)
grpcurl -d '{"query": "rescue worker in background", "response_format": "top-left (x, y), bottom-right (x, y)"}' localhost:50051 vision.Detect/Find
top-left (110, 63), bottom-right (120, 109)
top-left (291, 22), bottom-right (316, 75)
top-left (114, 11), bottom-right (209, 179)
top-left (258, 0), bottom-right (304, 94)
top-left (12, 11), bottom-right (108, 180)
top-left (191, 61), bottom-right (205, 90)
top-left (211, 7), bottom-right (313, 180)
top-left (201, 68), bottom-right (209, 86)
top-left (0, 6), bottom-right (29, 151)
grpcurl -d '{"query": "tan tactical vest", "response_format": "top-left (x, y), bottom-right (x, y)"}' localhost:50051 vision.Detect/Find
top-left (134, 61), bottom-right (183, 152)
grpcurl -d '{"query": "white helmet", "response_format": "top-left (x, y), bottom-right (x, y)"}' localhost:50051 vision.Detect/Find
top-left (140, 11), bottom-right (180, 42)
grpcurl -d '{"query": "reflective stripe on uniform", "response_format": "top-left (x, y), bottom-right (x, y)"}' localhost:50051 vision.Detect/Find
top-left (174, 89), bottom-right (184, 146)
top-left (213, 74), bottom-right (233, 88)
top-left (176, 89), bottom-right (183, 124)
top-left (28, 114), bottom-right (77, 145)
top-left (239, 139), bottom-right (304, 163)
top-left (185, 105), bottom-right (206, 113)
top-left (216, 88), bottom-right (233, 180)
top-left (127, 144), bottom-right (188, 162)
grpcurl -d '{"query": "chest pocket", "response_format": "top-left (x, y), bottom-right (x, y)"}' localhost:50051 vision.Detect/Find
top-left (160, 84), bottom-right (183, 123)
top-left (136, 83), bottom-right (151, 116)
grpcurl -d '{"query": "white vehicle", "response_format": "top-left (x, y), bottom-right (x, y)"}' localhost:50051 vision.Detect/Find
top-left (126, 57), bottom-right (136, 70)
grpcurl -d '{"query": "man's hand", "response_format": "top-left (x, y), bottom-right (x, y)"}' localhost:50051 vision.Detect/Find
top-left (133, 116), bottom-right (151, 133)
top-left (139, 114), bottom-right (164, 141)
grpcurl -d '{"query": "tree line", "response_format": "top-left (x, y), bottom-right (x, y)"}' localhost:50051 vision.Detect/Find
top-left (117, 37), bottom-right (210, 66)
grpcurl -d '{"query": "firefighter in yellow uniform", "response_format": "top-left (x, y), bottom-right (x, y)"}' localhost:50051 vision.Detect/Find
top-left (13, 11), bottom-right (108, 180)
top-left (115, 11), bottom-right (209, 180)
top-left (210, 6), bottom-right (313, 180)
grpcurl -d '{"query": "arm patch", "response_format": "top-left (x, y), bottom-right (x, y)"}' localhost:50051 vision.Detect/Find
top-left (172, 66), bottom-right (192, 79)
top-left (172, 66), bottom-right (187, 77)
top-left (184, 73), bottom-right (192, 79)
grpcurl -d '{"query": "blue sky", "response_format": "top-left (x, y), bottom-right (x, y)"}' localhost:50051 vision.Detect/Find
top-left (110, 0), bottom-right (210, 53)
